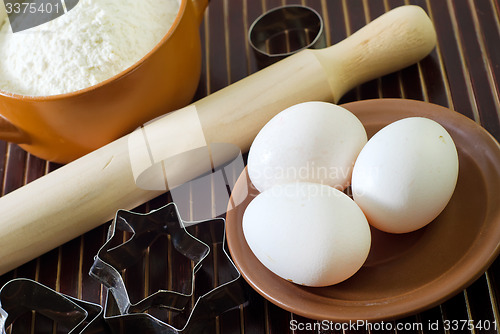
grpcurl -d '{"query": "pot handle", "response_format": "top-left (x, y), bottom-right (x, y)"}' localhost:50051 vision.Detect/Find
top-left (0, 116), bottom-right (28, 144)
top-left (192, 0), bottom-right (209, 25)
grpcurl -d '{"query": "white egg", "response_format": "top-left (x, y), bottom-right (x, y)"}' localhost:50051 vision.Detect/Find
top-left (247, 101), bottom-right (367, 192)
top-left (352, 117), bottom-right (459, 234)
top-left (242, 182), bottom-right (371, 287)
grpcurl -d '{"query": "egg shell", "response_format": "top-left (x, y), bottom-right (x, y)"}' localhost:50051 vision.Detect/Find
top-left (247, 101), bottom-right (367, 192)
top-left (242, 182), bottom-right (371, 287)
top-left (351, 117), bottom-right (459, 234)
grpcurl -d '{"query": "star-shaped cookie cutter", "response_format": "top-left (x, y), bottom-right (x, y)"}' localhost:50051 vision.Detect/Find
top-left (90, 203), bottom-right (210, 315)
top-left (0, 278), bottom-right (109, 334)
top-left (90, 202), bottom-right (248, 334)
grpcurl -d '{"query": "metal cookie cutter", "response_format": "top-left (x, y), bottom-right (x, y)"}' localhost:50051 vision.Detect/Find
top-left (90, 202), bottom-right (248, 334)
top-left (248, 5), bottom-right (326, 67)
top-left (0, 278), bottom-right (109, 334)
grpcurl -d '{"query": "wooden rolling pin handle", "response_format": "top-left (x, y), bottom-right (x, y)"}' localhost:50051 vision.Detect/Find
top-left (316, 5), bottom-right (437, 102)
top-left (0, 5), bottom-right (436, 275)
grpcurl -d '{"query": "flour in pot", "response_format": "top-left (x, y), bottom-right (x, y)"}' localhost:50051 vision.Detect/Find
top-left (0, 0), bottom-right (180, 96)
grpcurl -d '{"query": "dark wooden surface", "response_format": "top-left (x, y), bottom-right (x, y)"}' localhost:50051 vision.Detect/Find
top-left (1, 0), bottom-right (500, 333)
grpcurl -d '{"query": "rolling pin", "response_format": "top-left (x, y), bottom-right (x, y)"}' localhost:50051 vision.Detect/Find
top-left (0, 5), bottom-right (436, 275)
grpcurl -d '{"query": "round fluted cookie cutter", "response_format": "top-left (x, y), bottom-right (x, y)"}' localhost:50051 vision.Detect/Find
top-left (248, 5), bottom-right (326, 67)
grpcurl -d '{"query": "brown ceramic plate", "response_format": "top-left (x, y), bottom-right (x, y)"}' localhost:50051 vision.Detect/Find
top-left (225, 99), bottom-right (500, 321)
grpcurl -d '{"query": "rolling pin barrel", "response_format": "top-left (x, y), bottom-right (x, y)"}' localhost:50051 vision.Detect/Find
top-left (0, 5), bottom-right (436, 275)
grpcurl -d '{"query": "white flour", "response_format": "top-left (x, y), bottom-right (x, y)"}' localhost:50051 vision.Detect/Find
top-left (0, 0), bottom-right (180, 96)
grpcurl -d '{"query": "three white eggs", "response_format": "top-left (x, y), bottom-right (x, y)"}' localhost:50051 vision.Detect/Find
top-left (243, 101), bottom-right (459, 287)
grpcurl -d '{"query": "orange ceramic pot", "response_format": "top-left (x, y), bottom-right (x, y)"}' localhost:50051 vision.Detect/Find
top-left (0, 0), bottom-right (208, 163)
